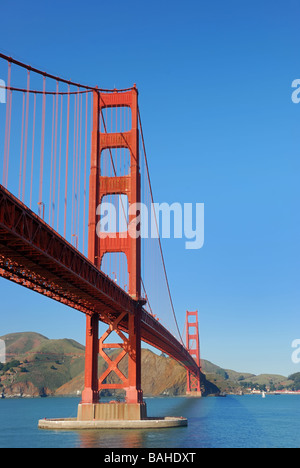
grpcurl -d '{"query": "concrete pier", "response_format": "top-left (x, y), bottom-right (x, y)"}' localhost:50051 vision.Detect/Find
top-left (38, 416), bottom-right (187, 430)
top-left (38, 402), bottom-right (188, 430)
top-left (77, 402), bottom-right (147, 421)
top-left (186, 391), bottom-right (202, 398)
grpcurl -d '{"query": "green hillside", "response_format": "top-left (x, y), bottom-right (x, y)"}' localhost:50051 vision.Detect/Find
top-left (4, 332), bottom-right (49, 356)
top-left (0, 332), bottom-right (293, 398)
top-left (0, 332), bottom-right (85, 397)
top-left (56, 348), bottom-right (219, 398)
top-left (0, 332), bottom-right (218, 398)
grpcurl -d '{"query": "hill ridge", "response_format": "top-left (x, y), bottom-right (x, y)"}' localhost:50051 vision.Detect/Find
top-left (0, 332), bottom-right (293, 397)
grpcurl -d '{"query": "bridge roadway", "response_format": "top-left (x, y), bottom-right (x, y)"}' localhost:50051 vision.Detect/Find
top-left (0, 184), bottom-right (198, 376)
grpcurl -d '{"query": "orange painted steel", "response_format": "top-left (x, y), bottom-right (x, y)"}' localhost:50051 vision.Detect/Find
top-left (0, 184), bottom-right (199, 397)
top-left (83, 87), bottom-right (143, 404)
top-left (0, 53), bottom-right (201, 405)
top-left (98, 88), bottom-right (141, 301)
top-left (186, 310), bottom-right (201, 394)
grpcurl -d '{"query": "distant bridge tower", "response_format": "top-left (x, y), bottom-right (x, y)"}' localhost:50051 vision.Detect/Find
top-left (186, 310), bottom-right (202, 397)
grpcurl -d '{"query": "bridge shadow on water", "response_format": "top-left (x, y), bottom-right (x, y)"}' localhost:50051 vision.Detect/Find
top-left (70, 395), bottom-right (275, 448)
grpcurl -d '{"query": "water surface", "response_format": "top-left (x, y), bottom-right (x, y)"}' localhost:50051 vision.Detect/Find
top-left (0, 395), bottom-right (299, 448)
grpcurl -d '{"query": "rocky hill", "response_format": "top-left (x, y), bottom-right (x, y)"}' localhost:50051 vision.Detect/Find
top-left (0, 332), bottom-right (218, 398)
top-left (0, 332), bottom-right (292, 398)
top-left (202, 362), bottom-right (293, 393)
top-left (0, 332), bottom-right (85, 397)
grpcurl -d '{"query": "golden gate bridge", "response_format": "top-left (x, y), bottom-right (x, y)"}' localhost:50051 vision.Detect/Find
top-left (0, 53), bottom-right (201, 426)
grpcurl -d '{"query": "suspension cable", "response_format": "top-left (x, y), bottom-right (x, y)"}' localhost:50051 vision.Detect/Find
top-left (138, 107), bottom-right (184, 345)
top-left (0, 52), bottom-right (137, 93)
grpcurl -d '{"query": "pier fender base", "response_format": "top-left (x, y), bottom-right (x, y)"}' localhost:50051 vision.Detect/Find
top-left (77, 402), bottom-right (147, 421)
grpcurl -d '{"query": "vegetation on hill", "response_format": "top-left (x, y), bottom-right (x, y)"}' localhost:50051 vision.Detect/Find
top-left (0, 332), bottom-right (296, 398)
top-left (0, 332), bottom-right (85, 397)
top-left (0, 332), bottom-right (219, 398)
top-left (288, 373), bottom-right (300, 391)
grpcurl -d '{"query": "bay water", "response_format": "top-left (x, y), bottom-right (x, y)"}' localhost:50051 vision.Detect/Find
top-left (0, 394), bottom-right (299, 448)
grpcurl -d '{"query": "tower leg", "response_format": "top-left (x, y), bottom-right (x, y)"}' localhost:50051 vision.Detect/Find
top-left (81, 314), bottom-right (99, 404)
top-left (124, 308), bottom-right (147, 418)
top-left (126, 309), bottom-right (144, 404)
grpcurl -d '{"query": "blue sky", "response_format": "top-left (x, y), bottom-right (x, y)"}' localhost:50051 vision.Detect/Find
top-left (0, 0), bottom-right (299, 376)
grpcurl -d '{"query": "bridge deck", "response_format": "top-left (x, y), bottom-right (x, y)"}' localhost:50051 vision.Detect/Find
top-left (0, 185), bottom-right (198, 375)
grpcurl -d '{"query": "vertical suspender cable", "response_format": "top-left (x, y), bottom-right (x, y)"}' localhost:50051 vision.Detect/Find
top-left (49, 94), bottom-right (55, 223)
top-left (71, 92), bottom-right (78, 245)
top-left (82, 91), bottom-right (88, 255)
top-left (30, 93), bottom-right (36, 209)
top-left (18, 91), bottom-right (25, 199)
top-left (77, 92), bottom-right (83, 249)
top-left (22, 70), bottom-right (30, 202)
top-left (39, 76), bottom-right (46, 212)
top-left (52, 81), bottom-right (59, 227)
top-left (64, 85), bottom-right (70, 238)
top-left (74, 90), bottom-right (80, 245)
top-left (57, 94), bottom-right (63, 232)
top-left (3, 61), bottom-right (12, 188)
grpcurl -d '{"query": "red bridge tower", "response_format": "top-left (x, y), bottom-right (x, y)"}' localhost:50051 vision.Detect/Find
top-left (186, 310), bottom-right (202, 397)
top-left (79, 86), bottom-right (146, 421)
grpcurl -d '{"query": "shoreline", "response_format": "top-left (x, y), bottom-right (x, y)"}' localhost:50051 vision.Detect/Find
top-left (2, 392), bottom-right (300, 400)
